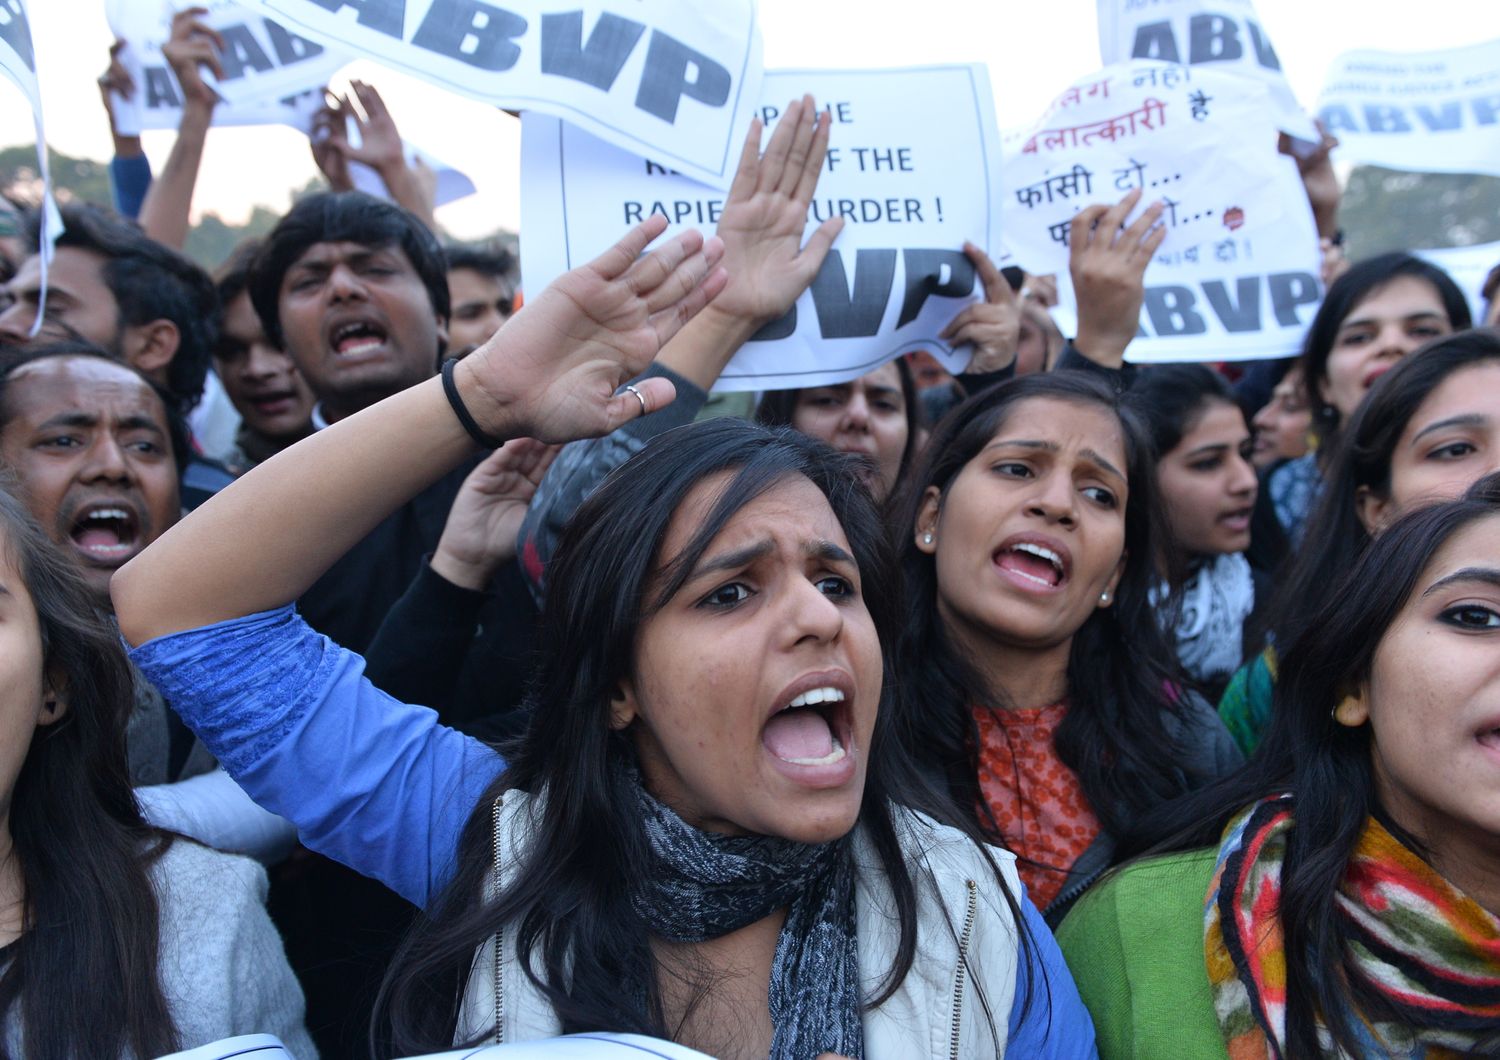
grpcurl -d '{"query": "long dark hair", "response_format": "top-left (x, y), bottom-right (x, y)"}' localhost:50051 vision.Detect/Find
top-left (755, 356), bottom-right (923, 486)
top-left (0, 483), bottom-right (177, 1060)
top-left (1299, 252), bottom-right (1470, 443)
top-left (1127, 474), bottom-right (1500, 1057)
top-left (377, 418), bottom-right (1033, 1054)
top-left (889, 373), bottom-right (1197, 847)
top-left (1260, 329), bottom-right (1500, 652)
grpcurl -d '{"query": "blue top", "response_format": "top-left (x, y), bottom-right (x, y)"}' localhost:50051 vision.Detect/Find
top-left (132, 606), bottom-right (1096, 1057)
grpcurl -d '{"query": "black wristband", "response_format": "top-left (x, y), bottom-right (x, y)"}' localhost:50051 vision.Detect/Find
top-left (441, 358), bottom-right (505, 448)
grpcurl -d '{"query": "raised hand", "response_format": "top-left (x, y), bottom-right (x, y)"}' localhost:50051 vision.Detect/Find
top-left (309, 92), bottom-right (354, 191)
top-left (430, 438), bottom-right (560, 590)
top-left (457, 215), bottom-right (727, 444)
top-left (939, 242), bottom-right (1021, 374)
top-left (708, 95), bottom-right (843, 326)
top-left (1069, 188), bottom-right (1167, 368)
top-left (161, 7), bottom-right (224, 112)
top-left (1280, 123), bottom-right (1341, 240)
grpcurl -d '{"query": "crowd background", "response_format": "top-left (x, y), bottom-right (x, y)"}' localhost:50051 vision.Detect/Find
top-left (0, 3), bottom-right (1496, 1060)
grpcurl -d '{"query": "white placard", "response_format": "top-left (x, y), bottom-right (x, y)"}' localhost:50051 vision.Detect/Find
top-left (0, 0), bottom-right (62, 332)
top-left (159, 1033), bottom-right (293, 1059)
top-left (230, 0), bottom-right (762, 189)
top-left (1096, 0), bottom-right (1316, 140)
top-left (106, 0), bottom-right (341, 134)
top-left (1001, 61), bottom-right (1322, 363)
top-left (349, 141), bottom-right (476, 207)
top-left (409, 1032), bottom-right (713, 1058)
top-left (522, 65), bottom-right (1002, 393)
top-left (1316, 39), bottom-right (1500, 178)
top-left (1415, 241), bottom-right (1500, 323)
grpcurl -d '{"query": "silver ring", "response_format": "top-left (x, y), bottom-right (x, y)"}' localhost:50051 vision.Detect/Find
top-left (624, 384), bottom-right (648, 417)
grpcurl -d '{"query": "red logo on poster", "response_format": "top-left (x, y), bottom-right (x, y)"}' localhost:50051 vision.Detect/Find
top-left (1223, 207), bottom-right (1245, 232)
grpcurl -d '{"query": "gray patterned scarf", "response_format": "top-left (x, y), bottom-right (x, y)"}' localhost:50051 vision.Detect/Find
top-left (629, 781), bottom-right (863, 1059)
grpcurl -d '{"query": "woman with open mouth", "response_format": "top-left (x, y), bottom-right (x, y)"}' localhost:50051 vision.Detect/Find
top-left (1061, 476), bottom-right (1500, 1059)
top-left (1125, 365), bottom-right (1261, 700)
top-left (892, 373), bottom-right (1242, 925)
top-left (112, 218), bottom-right (1098, 1058)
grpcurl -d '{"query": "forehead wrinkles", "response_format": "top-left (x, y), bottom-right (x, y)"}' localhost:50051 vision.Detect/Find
top-left (7, 361), bottom-right (162, 426)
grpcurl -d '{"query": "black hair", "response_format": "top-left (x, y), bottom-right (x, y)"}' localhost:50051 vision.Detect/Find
top-left (1259, 329), bottom-right (1500, 654)
top-left (754, 357), bottom-right (923, 492)
top-left (248, 191), bottom-right (450, 349)
top-left (376, 418), bottom-right (1034, 1054)
top-left (214, 237), bottom-right (264, 309)
top-left (444, 243), bottom-right (516, 281)
top-left (890, 374), bottom-right (1201, 857)
top-left (1298, 252), bottom-right (1470, 442)
top-left (23, 202), bottom-right (219, 411)
top-left (1126, 473), bottom-right (1500, 1057)
top-left (0, 340), bottom-right (192, 477)
top-left (0, 481), bottom-right (178, 1059)
top-left (1125, 363), bottom-right (1240, 460)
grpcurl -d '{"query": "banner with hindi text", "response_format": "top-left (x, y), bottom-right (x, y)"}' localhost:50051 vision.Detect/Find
top-left (1002, 61), bottom-right (1323, 362)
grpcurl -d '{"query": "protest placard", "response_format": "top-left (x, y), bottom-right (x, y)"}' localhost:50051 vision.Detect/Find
top-left (1002, 61), bottom-right (1322, 363)
top-left (1316, 39), bottom-right (1500, 178)
top-left (105, 0), bottom-right (342, 134)
top-left (0, 0), bottom-right (62, 333)
top-left (1415, 241), bottom-right (1500, 322)
top-left (1096, 0), bottom-right (1315, 140)
top-left (229, 0), bottom-right (762, 189)
top-left (521, 65), bottom-right (1002, 392)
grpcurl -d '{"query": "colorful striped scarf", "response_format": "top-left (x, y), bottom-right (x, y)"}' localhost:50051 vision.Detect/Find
top-left (1204, 796), bottom-right (1500, 1058)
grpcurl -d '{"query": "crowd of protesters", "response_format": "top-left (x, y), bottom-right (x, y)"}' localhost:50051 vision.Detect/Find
top-left (0, 7), bottom-right (1496, 1059)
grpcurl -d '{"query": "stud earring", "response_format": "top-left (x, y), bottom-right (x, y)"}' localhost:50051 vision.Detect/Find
top-left (922, 533), bottom-right (933, 545)
top-left (1099, 590), bottom-right (1111, 605)
top-left (1332, 694), bottom-right (1365, 726)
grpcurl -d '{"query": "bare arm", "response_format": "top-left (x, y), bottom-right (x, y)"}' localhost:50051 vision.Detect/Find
top-left (113, 216), bottom-right (726, 645)
top-left (137, 8), bottom-right (223, 250)
top-left (654, 93), bottom-right (843, 389)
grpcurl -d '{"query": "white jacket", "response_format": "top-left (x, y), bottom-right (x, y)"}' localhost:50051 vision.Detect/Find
top-left (456, 792), bottom-right (1022, 1059)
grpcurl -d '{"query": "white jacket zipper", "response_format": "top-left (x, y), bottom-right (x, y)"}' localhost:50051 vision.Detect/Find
top-left (491, 794), bottom-right (505, 1044)
top-left (949, 879), bottom-right (978, 1060)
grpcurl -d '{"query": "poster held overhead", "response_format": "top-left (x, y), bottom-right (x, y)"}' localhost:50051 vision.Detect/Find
top-left (227, 0), bottom-right (763, 189)
top-left (1316, 39), bottom-right (1500, 178)
top-left (1002, 61), bottom-right (1322, 363)
top-left (105, 0), bottom-right (341, 134)
top-left (1096, 0), bottom-right (1316, 140)
top-left (0, 0), bottom-right (62, 335)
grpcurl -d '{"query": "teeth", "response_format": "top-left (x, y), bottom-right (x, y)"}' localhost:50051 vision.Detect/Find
top-left (1012, 542), bottom-right (1063, 573)
top-left (785, 687), bottom-right (845, 710)
top-left (86, 508), bottom-right (128, 522)
top-left (783, 734), bottom-right (847, 767)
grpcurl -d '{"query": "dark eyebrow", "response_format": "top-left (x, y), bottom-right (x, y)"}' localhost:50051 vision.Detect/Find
top-left (1339, 310), bottom-right (1446, 332)
top-left (688, 539), bottom-right (775, 581)
top-left (1422, 567), bottom-right (1500, 597)
top-left (1411, 414), bottom-right (1487, 446)
top-left (36, 411), bottom-right (98, 431)
top-left (981, 438), bottom-right (1126, 484)
top-left (807, 539), bottom-right (856, 566)
top-left (1184, 442), bottom-right (1231, 459)
top-left (118, 415), bottom-right (166, 437)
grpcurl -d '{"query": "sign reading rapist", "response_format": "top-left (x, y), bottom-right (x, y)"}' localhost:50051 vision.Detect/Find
top-left (1316, 39), bottom-right (1500, 178)
top-left (521, 65), bottom-right (1003, 392)
top-left (0, 0), bottom-right (62, 333)
top-left (1096, 0), bottom-right (1316, 140)
top-left (105, 0), bottom-right (339, 134)
top-left (1002, 61), bottom-right (1322, 363)
top-left (229, 0), bottom-right (763, 188)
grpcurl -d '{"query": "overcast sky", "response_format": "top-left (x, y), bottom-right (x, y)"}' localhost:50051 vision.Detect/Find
top-left (4, 0), bottom-right (1498, 238)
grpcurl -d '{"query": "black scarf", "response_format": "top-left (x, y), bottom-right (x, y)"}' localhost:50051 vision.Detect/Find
top-left (629, 781), bottom-right (863, 1059)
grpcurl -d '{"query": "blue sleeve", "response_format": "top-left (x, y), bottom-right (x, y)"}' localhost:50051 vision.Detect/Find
top-left (110, 154), bottom-right (153, 220)
top-left (130, 606), bottom-right (505, 909)
top-left (1008, 890), bottom-right (1099, 1058)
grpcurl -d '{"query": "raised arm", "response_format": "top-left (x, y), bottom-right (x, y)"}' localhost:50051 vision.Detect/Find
top-left (113, 216), bottom-right (725, 645)
top-left (1067, 188), bottom-right (1166, 371)
top-left (137, 8), bottom-right (223, 250)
